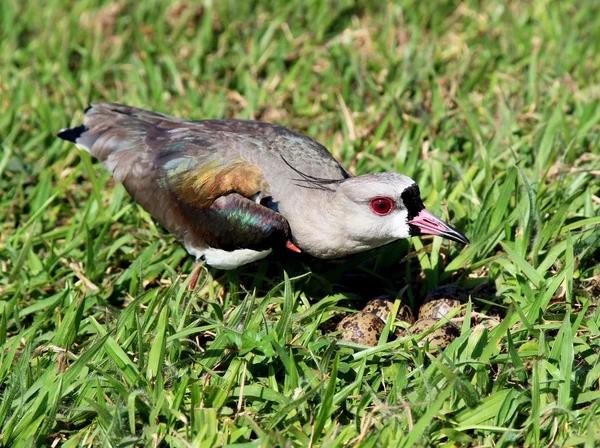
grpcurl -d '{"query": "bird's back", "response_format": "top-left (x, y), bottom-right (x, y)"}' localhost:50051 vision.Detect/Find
top-left (67, 104), bottom-right (348, 193)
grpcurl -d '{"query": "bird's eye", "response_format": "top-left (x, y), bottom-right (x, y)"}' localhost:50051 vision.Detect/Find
top-left (369, 197), bottom-right (395, 216)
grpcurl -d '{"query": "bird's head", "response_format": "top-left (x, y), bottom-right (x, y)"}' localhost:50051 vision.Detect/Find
top-left (334, 173), bottom-right (469, 248)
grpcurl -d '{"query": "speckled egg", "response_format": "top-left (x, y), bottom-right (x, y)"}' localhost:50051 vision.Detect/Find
top-left (418, 298), bottom-right (465, 320)
top-left (336, 311), bottom-right (385, 346)
top-left (410, 318), bottom-right (460, 348)
top-left (418, 285), bottom-right (468, 320)
top-left (363, 297), bottom-right (415, 325)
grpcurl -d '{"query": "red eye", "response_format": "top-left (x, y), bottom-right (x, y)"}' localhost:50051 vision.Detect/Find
top-left (369, 197), bottom-right (394, 216)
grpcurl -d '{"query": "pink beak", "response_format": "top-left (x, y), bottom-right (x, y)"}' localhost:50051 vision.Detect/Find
top-left (408, 209), bottom-right (469, 245)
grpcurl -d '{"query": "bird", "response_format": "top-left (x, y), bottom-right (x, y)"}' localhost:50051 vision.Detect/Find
top-left (58, 103), bottom-right (469, 279)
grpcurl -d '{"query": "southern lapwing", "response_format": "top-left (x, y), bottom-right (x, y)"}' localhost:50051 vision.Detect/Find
top-left (58, 104), bottom-right (469, 275)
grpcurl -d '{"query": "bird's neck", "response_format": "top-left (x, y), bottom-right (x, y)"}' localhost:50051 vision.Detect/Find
top-left (281, 189), bottom-right (392, 259)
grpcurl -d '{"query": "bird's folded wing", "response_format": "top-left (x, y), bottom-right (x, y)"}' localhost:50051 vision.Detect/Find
top-left (59, 103), bottom-right (292, 252)
top-left (157, 153), bottom-right (290, 252)
top-left (199, 193), bottom-right (291, 251)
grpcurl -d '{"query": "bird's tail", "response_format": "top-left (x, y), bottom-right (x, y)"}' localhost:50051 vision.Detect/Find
top-left (57, 103), bottom-right (177, 162)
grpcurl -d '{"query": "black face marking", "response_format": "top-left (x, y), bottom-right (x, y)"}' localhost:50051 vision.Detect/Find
top-left (408, 223), bottom-right (421, 237)
top-left (401, 184), bottom-right (425, 221)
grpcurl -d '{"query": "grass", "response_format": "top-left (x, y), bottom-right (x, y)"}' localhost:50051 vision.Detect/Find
top-left (1, 0), bottom-right (600, 445)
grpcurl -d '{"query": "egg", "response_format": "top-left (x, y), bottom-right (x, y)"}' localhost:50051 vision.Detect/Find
top-left (336, 311), bottom-right (385, 346)
top-left (363, 296), bottom-right (415, 325)
top-left (418, 297), bottom-right (465, 320)
top-left (418, 285), bottom-right (467, 320)
top-left (409, 318), bottom-right (459, 348)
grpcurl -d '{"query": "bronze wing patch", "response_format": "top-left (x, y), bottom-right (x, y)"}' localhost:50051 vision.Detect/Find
top-left (163, 157), bottom-right (271, 208)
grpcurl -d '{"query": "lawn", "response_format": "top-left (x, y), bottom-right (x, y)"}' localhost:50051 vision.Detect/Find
top-left (1, 0), bottom-right (600, 446)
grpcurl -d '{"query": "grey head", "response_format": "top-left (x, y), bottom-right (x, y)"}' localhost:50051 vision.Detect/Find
top-left (289, 172), bottom-right (469, 258)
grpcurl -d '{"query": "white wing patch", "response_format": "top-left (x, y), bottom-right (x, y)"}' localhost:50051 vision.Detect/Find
top-left (185, 243), bottom-right (271, 270)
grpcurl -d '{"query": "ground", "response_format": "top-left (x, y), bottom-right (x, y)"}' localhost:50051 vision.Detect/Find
top-left (1, 0), bottom-right (600, 446)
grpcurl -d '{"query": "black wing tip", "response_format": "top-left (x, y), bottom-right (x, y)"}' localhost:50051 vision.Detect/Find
top-left (57, 124), bottom-right (87, 143)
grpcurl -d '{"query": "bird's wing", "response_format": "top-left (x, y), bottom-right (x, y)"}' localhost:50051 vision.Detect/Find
top-left (58, 103), bottom-right (294, 254)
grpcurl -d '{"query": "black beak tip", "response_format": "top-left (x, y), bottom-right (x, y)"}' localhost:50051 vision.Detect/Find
top-left (447, 230), bottom-right (470, 245)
